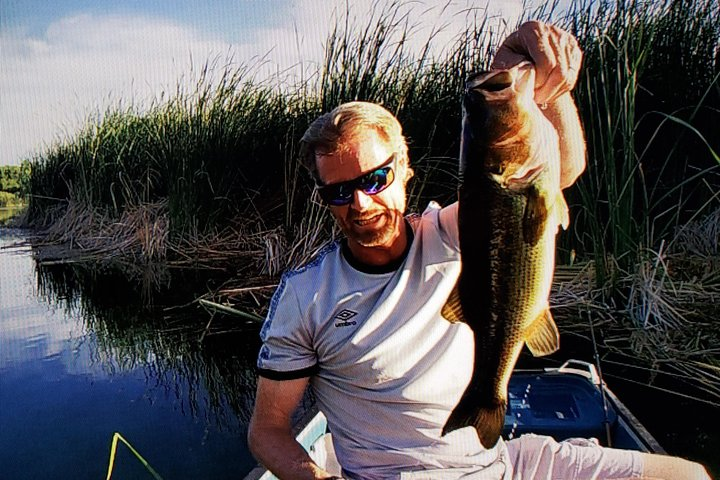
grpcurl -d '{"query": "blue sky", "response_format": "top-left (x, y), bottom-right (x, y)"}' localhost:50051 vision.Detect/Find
top-left (2, 0), bottom-right (289, 44)
top-left (0, 0), bottom-right (549, 166)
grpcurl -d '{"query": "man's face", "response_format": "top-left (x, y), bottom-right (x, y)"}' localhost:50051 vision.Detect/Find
top-left (315, 129), bottom-right (408, 250)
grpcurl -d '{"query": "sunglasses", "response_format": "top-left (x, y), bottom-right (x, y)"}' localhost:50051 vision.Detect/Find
top-left (316, 154), bottom-right (398, 206)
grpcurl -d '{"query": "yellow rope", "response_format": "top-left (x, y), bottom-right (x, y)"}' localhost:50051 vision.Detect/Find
top-left (105, 432), bottom-right (164, 480)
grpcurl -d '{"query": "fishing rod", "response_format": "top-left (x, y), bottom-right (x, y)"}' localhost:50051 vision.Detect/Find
top-left (587, 308), bottom-right (613, 447)
top-left (601, 371), bottom-right (720, 408)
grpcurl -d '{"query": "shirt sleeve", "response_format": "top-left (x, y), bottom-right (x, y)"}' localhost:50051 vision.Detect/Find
top-left (257, 275), bottom-right (319, 380)
top-left (437, 201), bottom-right (460, 252)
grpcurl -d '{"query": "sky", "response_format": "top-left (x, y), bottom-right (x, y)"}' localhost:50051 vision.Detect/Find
top-left (0, 0), bottom-right (563, 166)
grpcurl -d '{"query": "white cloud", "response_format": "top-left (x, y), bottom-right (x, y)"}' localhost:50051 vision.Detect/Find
top-left (1, 14), bottom-right (231, 165)
top-left (0, 0), bottom-right (532, 166)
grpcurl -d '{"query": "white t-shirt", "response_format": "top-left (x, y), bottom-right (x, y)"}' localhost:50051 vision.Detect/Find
top-left (257, 202), bottom-right (506, 479)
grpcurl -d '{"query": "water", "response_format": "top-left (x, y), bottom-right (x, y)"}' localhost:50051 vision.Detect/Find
top-left (0, 229), bottom-right (262, 479)
top-left (2, 227), bottom-right (718, 479)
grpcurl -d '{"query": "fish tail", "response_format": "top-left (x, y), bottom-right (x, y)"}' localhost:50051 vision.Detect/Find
top-left (442, 398), bottom-right (507, 449)
top-left (474, 402), bottom-right (507, 448)
top-left (442, 396), bottom-right (473, 436)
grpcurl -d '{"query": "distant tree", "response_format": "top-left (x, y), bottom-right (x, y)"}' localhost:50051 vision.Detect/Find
top-left (18, 160), bottom-right (32, 197)
top-left (0, 163), bottom-right (31, 196)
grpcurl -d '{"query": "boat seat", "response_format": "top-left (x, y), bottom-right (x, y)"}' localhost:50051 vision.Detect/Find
top-left (504, 372), bottom-right (618, 445)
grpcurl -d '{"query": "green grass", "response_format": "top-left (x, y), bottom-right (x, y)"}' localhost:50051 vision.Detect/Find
top-left (0, 191), bottom-right (24, 208)
top-left (564, 0), bottom-right (720, 292)
top-left (23, 0), bottom-right (720, 284)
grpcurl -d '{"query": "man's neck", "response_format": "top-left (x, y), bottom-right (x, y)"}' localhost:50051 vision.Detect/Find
top-left (343, 221), bottom-right (412, 273)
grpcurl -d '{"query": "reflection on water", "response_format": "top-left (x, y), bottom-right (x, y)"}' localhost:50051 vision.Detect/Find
top-left (0, 228), bottom-right (263, 479)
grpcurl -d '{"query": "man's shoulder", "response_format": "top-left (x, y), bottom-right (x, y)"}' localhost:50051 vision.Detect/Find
top-left (262, 240), bottom-right (341, 336)
top-left (408, 201), bottom-right (458, 230)
top-left (281, 239), bottom-right (341, 282)
top-left (407, 201), bottom-right (459, 252)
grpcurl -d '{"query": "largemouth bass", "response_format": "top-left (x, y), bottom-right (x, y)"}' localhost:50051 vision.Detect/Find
top-left (441, 62), bottom-right (569, 448)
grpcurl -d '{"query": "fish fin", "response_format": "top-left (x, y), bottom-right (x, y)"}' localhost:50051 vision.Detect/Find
top-left (442, 397), bottom-right (472, 436)
top-left (443, 398), bottom-right (506, 449)
top-left (523, 186), bottom-right (548, 245)
top-left (557, 192), bottom-right (570, 230)
top-left (440, 286), bottom-right (464, 323)
top-left (525, 309), bottom-right (560, 357)
top-left (474, 403), bottom-right (507, 448)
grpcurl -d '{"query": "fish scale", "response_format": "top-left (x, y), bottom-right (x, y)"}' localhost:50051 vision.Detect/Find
top-left (441, 62), bottom-right (568, 449)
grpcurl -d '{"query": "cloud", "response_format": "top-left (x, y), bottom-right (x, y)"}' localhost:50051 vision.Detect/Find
top-left (1, 14), bottom-right (231, 165)
top-left (0, 1), bottom-right (531, 166)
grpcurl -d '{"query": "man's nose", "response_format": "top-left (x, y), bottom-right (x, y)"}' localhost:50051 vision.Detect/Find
top-left (351, 188), bottom-right (373, 209)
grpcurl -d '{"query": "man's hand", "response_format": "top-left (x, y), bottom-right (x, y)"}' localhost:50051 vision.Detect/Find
top-left (492, 21), bottom-right (587, 189)
top-left (491, 21), bottom-right (583, 104)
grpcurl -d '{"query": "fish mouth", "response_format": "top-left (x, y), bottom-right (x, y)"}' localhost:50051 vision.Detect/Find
top-left (467, 71), bottom-right (513, 93)
top-left (493, 163), bottom-right (546, 190)
top-left (466, 61), bottom-right (535, 95)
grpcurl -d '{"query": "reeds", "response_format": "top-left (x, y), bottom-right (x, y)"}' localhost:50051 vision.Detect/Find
top-left (22, 0), bottom-right (720, 393)
top-left (25, 1), bottom-right (718, 270)
top-left (24, 1), bottom-right (517, 268)
top-left (564, 0), bottom-right (720, 289)
top-left (549, 207), bottom-right (720, 404)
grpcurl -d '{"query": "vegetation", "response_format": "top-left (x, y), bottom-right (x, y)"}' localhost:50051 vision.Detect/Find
top-left (0, 162), bottom-right (31, 195)
top-left (566, 0), bottom-right (720, 287)
top-left (556, 0), bottom-right (720, 405)
top-left (0, 162), bottom-right (31, 208)
top-left (0, 192), bottom-right (21, 208)
top-left (17, 0), bottom-right (720, 403)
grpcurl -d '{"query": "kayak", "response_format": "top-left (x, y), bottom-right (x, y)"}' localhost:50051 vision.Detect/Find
top-left (243, 359), bottom-right (663, 479)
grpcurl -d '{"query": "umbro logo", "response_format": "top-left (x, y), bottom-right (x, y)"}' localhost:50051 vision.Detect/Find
top-left (333, 309), bottom-right (358, 327)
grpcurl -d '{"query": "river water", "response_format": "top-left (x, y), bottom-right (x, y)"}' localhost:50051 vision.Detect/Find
top-left (0, 228), bottom-right (263, 479)
top-left (1, 227), bottom-right (717, 479)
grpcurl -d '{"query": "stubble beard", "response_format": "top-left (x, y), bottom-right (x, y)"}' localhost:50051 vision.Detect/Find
top-left (343, 209), bottom-right (399, 248)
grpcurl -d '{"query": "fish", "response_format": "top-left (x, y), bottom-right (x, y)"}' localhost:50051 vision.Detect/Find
top-left (440, 61), bottom-right (570, 448)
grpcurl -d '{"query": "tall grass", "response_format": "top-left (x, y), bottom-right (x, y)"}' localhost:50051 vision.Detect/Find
top-left (29, 63), bottom-right (297, 235)
top-left (25, 1), bottom-right (520, 265)
top-left (23, 0), bottom-right (720, 424)
top-left (25, 0), bottom-right (719, 281)
top-left (549, 0), bottom-right (720, 393)
top-left (563, 0), bottom-right (720, 291)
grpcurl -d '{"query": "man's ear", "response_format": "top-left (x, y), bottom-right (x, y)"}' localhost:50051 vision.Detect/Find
top-left (404, 165), bottom-right (415, 185)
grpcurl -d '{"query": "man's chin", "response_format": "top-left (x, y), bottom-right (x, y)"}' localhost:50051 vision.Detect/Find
top-left (351, 232), bottom-right (393, 248)
top-left (345, 223), bottom-right (395, 248)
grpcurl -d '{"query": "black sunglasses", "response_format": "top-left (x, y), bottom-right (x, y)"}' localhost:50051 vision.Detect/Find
top-left (316, 154), bottom-right (398, 206)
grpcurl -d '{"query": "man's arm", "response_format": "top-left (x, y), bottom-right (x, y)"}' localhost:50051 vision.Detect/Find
top-left (248, 376), bottom-right (336, 480)
top-left (492, 21), bottom-right (587, 189)
top-left (542, 92), bottom-right (586, 189)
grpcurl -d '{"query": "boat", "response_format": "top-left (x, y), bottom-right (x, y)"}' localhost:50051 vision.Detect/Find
top-left (243, 359), bottom-right (664, 479)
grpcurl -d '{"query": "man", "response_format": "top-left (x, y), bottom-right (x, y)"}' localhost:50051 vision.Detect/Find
top-left (248, 22), bottom-right (711, 480)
